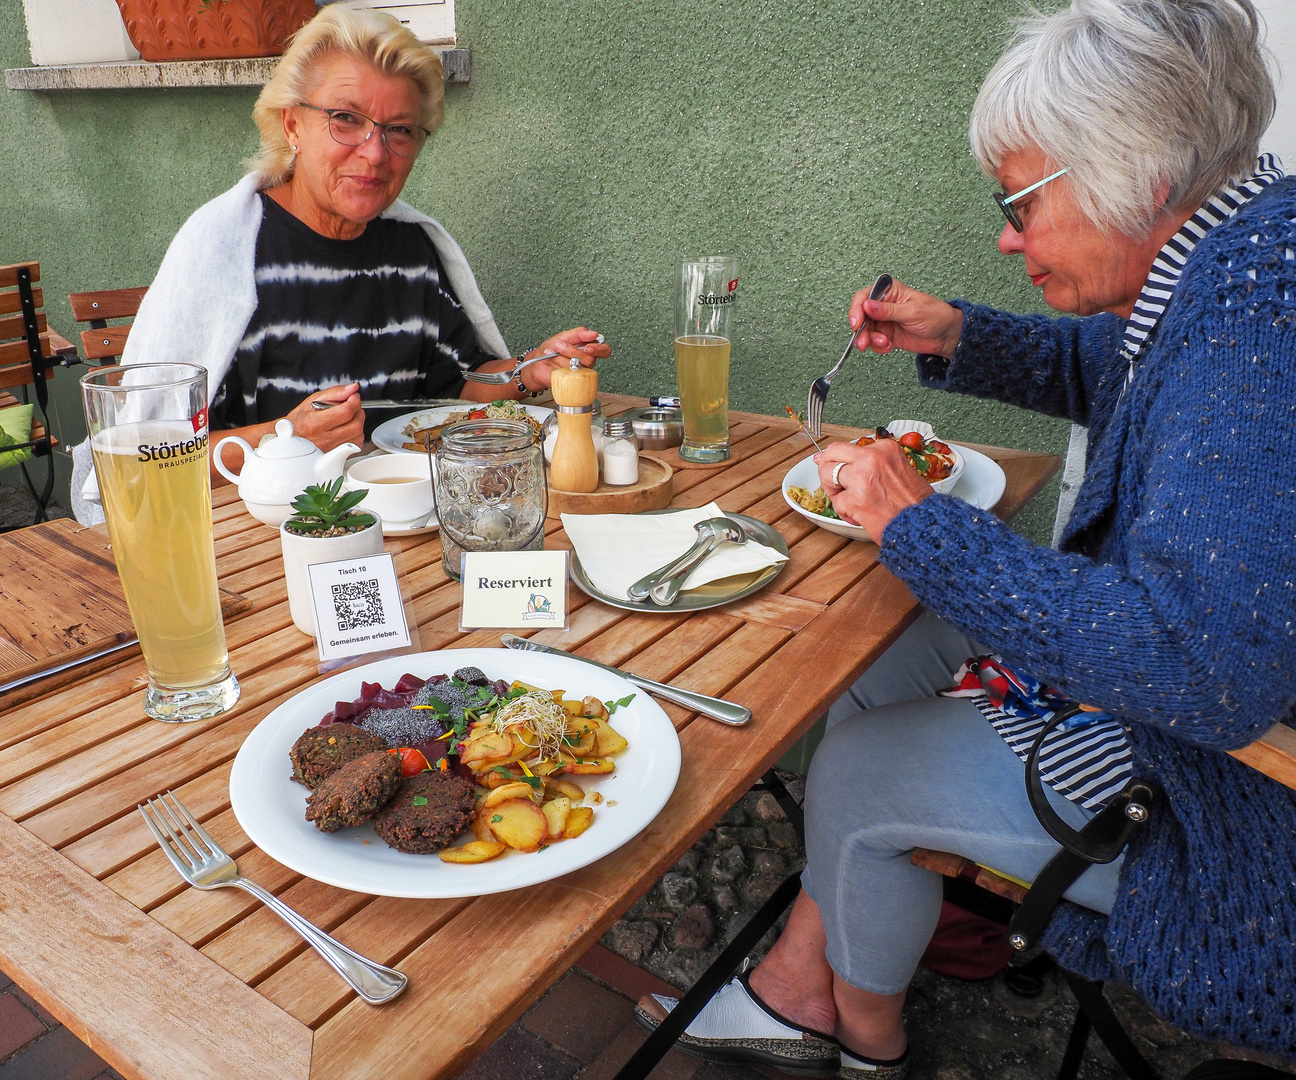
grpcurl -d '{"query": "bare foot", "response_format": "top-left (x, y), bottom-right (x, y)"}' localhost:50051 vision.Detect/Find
top-left (745, 891), bottom-right (837, 1034)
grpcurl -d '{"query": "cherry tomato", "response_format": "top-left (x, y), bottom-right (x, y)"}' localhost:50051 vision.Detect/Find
top-left (897, 431), bottom-right (925, 450)
top-left (388, 747), bottom-right (431, 778)
top-left (468, 408), bottom-right (488, 420)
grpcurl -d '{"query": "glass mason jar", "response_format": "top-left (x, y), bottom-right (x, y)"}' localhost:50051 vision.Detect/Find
top-left (433, 419), bottom-right (548, 580)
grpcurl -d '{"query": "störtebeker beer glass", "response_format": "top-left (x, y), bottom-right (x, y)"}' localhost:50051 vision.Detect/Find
top-left (82, 364), bottom-right (240, 721)
top-left (675, 256), bottom-right (737, 463)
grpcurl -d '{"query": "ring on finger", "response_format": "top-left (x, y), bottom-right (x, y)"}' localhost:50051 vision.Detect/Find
top-left (831, 462), bottom-right (847, 487)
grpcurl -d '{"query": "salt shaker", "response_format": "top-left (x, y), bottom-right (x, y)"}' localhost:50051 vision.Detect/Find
top-left (602, 417), bottom-right (640, 486)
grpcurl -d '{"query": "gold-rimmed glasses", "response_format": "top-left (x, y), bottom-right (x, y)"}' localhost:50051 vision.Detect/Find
top-left (296, 102), bottom-right (431, 158)
top-left (995, 166), bottom-right (1070, 232)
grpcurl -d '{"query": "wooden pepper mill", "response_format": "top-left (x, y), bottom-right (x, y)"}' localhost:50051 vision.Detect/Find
top-left (549, 358), bottom-right (600, 493)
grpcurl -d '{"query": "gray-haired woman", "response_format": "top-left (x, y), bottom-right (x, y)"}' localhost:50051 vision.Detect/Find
top-left (640, 1), bottom-right (1296, 1075)
top-left (72, 2), bottom-right (607, 520)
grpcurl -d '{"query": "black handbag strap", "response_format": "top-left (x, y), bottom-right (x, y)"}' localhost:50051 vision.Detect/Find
top-left (1006, 703), bottom-right (1161, 952)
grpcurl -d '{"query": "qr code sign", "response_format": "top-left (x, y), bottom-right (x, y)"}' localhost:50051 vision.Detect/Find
top-left (332, 578), bottom-right (385, 631)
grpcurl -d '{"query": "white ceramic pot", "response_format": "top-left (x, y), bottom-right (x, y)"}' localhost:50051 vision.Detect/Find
top-left (279, 516), bottom-right (385, 637)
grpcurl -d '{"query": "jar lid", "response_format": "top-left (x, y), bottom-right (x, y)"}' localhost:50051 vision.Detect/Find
top-left (603, 418), bottom-right (635, 439)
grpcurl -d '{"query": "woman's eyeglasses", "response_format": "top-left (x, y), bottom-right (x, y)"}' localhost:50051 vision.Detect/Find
top-left (297, 103), bottom-right (431, 158)
top-left (994, 167), bottom-right (1070, 232)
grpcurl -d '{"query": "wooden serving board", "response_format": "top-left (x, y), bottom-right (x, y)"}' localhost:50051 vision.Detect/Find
top-left (546, 455), bottom-right (673, 518)
top-left (0, 518), bottom-right (249, 685)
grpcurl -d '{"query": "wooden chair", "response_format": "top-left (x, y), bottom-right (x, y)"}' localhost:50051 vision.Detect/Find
top-left (68, 286), bottom-right (147, 365)
top-left (0, 262), bottom-right (79, 528)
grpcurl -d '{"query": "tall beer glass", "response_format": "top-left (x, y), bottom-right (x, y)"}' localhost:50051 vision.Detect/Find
top-left (82, 364), bottom-right (240, 722)
top-left (675, 257), bottom-right (737, 463)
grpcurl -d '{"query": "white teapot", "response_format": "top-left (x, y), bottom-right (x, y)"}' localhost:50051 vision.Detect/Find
top-left (213, 418), bottom-right (361, 527)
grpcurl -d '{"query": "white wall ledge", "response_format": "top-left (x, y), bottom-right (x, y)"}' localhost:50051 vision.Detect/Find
top-left (5, 48), bottom-right (469, 91)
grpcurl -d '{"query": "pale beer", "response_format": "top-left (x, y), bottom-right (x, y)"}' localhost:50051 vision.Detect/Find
top-left (82, 364), bottom-right (239, 722)
top-left (675, 334), bottom-right (731, 449)
top-left (92, 422), bottom-right (230, 688)
top-left (675, 257), bottom-right (737, 462)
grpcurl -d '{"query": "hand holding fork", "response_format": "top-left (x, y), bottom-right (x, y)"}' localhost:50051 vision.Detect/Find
top-left (806, 274), bottom-right (892, 439)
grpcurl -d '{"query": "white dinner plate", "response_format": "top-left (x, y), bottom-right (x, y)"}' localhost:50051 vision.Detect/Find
top-left (781, 444), bottom-right (1007, 542)
top-left (229, 648), bottom-right (681, 898)
top-left (372, 405), bottom-right (554, 456)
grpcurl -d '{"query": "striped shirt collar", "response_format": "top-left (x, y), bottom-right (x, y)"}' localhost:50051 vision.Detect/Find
top-left (1120, 153), bottom-right (1285, 381)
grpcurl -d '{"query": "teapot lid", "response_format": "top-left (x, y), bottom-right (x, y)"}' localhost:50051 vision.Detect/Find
top-left (256, 418), bottom-right (317, 460)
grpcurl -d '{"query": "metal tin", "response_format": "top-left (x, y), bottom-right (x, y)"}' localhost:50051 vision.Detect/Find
top-left (619, 406), bottom-right (684, 450)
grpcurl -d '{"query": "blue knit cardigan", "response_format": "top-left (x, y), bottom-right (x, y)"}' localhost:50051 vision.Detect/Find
top-left (880, 177), bottom-right (1296, 1056)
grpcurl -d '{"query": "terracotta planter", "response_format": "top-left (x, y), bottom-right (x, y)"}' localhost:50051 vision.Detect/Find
top-left (114, 0), bottom-right (315, 61)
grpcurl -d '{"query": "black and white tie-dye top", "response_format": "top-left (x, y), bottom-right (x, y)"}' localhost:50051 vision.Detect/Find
top-left (209, 193), bottom-right (495, 430)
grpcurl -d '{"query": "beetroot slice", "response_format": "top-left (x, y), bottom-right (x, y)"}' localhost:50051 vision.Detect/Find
top-left (394, 673), bottom-right (427, 694)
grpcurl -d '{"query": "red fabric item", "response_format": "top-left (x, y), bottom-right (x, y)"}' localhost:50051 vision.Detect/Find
top-left (918, 901), bottom-right (1014, 980)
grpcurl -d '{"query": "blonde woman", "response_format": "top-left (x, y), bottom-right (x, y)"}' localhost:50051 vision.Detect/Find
top-left (72, 2), bottom-right (606, 520)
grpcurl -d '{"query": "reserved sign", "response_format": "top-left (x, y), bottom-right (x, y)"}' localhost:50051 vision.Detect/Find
top-left (459, 551), bottom-right (569, 630)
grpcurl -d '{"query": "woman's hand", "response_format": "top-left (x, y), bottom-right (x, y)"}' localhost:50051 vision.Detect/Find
top-left (286, 383), bottom-right (365, 450)
top-left (816, 438), bottom-right (933, 539)
top-left (519, 327), bottom-right (611, 392)
top-left (847, 279), bottom-right (964, 358)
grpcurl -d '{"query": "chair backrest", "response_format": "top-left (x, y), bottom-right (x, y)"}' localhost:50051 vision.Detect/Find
top-left (0, 262), bottom-right (58, 397)
top-left (69, 286), bottom-right (147, 364)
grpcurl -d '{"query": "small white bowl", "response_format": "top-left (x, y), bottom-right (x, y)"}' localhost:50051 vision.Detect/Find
top-left (781, 428), bottom-right (966, 541)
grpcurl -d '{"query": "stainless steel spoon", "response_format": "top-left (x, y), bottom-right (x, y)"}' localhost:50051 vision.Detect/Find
top-left (627, 518), bottom-right (747, 606)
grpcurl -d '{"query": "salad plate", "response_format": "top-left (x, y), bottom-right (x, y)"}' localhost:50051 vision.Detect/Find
top-left (782, 445), bottom-right (1007, 542)
top-left (229, 648), bottom-right (680, 898)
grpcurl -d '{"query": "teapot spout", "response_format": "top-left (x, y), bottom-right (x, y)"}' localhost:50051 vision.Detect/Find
top-left (314, 442), bottom-right (362, 483)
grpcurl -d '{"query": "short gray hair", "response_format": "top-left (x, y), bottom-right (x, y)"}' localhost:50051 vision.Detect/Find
top-left (969, 0), bottom-right (1276, 237)
top-left (247, 1), bottom-right (444, 187)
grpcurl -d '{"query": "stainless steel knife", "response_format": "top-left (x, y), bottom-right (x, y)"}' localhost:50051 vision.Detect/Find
top-left (501, 634), bottom-right (751, 726)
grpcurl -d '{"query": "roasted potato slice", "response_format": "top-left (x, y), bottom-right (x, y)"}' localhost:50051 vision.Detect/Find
top-left (472, 807), bottom-right (497, 842)
top-left (483, 781), bottom-right (538, 808)
top-left (544, 776), bottom-right (586, 803)
top-left (562, 805), bottom-right (594, 839)
top-left (482, 765), bottom-right (524, 788)
top-left (541, 796), bottom-right (571, 840)
top-left (581, 696), bottom-right (610, 720)
top-left (487, 798), bottom-right (549, 852)
top-left (460, 731), bottom-right (515, 767)
top-left (586, 717), bottom-right (629, 757)
top-left (440, 840), bottom-right (508, 863)
top-left (564, 756), bottom-right (616, 775)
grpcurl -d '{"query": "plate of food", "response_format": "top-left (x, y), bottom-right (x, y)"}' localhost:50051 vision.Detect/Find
top-left (372, 401), bottom-right (553, 456)
top-left (782, 422), bottom-right (1005, 541)
top-left (228, 648), bottom-right (681, 897)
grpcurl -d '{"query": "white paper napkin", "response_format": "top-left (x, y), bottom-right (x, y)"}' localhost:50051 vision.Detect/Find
top-left (561, 502), bottom-right (788, 601)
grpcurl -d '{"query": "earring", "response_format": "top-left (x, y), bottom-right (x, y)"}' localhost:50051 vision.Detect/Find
top-left (291, 144), bottom-right (298, 152)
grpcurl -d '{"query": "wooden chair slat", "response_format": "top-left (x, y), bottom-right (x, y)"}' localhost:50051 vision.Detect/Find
top-left (0, 312), bottom-right (47, 340)
top-left (0, 333), bottom-right (55, 374)
top-left (911, 848), bottom-right (1029, 904)
top-left (80, 326), bottom-right (131, 362)
top-left (0, 262), bottom-right (41, 289)
top-left (0, 286), bottom-right (42, 318)
top-left (68, 287), bottom-right (147, 323)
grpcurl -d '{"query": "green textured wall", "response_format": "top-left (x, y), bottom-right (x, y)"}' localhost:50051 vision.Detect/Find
top-left (1, 0), bottom-right (1066, 537)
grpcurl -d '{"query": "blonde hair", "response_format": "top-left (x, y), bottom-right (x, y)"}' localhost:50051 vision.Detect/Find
top-left (247, 2), bottom-right (444, 187)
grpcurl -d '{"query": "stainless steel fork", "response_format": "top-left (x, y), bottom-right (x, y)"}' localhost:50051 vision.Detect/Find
top-left (139, 791), bottom-right (408, 1005)
top-left (806, 274), bottom-right (892, 438)
top-left (461, 333), bottom-right (607, 385)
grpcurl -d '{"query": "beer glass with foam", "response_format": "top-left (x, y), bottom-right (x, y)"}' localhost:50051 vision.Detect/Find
top-left (82, 364), bottom-right (240, 721)
top-left (675, 257), bottom-right (737, 463)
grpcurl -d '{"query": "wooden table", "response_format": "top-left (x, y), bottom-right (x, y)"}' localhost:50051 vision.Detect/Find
top-left (0, 398), bottom-right (1231, 1080)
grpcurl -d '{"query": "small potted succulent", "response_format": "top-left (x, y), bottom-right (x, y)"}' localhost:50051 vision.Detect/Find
top-left (280, 479), bottom-right (384, 637)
